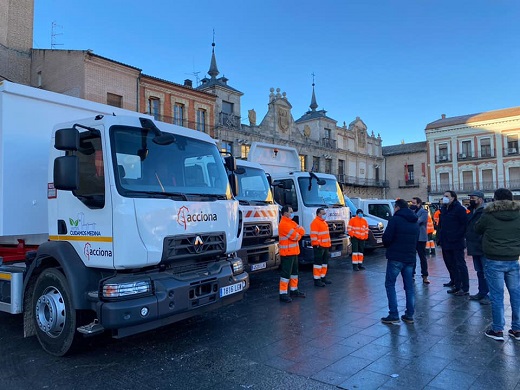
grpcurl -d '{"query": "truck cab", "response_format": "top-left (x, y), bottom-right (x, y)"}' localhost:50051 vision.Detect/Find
top-left (344, 195), bottom-right (385, 251)
top-left (248, 142), bottom-right (351, 264)
top-left (228, 159), bottom-right (280, 273)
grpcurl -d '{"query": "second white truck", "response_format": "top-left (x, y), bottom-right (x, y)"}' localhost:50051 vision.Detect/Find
top-left (248, 142), bottom-right (351, 263)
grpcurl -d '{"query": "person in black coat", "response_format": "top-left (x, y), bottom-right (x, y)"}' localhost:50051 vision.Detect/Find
top-left (439, 190), bottom-right (469, 295)
top-left (381, 198), bottom-right (419, 324)
top-left (466, 191), bottom-right (489, 303)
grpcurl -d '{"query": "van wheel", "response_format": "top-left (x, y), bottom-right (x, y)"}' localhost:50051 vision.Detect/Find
top-left (33, 268), bottom-right (80, 356)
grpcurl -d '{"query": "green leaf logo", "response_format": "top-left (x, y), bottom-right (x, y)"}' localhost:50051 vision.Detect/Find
top-left (69, 218), bottom-right (79, 227)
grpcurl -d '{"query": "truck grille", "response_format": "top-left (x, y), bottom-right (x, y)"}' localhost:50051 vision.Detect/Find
top-left (162, 232), bottom-right (226, 262)
top-left (369, 225), bottom-right (384, 242)
top-left (327, 220), bottom-right (345, 235)
top-left (243, 223), bottom-right (272, 238)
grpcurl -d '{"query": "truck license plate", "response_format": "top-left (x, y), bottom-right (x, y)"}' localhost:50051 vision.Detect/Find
top-left (251, 262), bottom-right (266, 271)
top-left (220, 282), bottom-right (244, 297)
top-left (330, 251), bottom-right (341, 258)
top-left (376, 238), bottom-right (382, 244)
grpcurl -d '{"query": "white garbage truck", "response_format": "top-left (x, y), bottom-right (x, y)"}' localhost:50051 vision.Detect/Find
top-left (248, 142), bottom-right (351, 264)
top-left (0, 81), bottom-right (249, 356)
top-left (228, 159), bottom-right (280, 274)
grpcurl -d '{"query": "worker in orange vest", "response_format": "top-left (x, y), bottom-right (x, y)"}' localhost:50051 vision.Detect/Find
top-left (426, 212), bottom-right (436, 255)
top-left (433, 208), bottom-right (441, 246)
top-left (347, 209), bottom-right (369, 271)
top-left (310, 207), bottom-right (332, 287)
top-left (278, 205), bottom-right (306, 303)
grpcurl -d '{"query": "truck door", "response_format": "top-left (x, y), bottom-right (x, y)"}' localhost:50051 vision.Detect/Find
top-left (56, 129), bottom-right (114, 268)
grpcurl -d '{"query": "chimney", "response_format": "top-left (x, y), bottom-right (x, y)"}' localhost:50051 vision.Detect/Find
top-left (184, 79), bottom-right (193, 88)
top-left (441, 114), bottom-right (446, 119)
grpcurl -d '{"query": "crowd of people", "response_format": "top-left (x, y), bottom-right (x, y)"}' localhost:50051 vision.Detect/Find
top-left (277, 189), bottom-right (520, 342)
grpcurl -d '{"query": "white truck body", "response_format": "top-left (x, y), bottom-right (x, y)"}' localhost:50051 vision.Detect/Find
top-left (0, 81), bottom-right (248, 355)
top-left (349, 197), bottom-right (394, 229)
top-left (234, 160), bottom-right (279, 273)
top-left (248, 142), bottom-right (351, 263)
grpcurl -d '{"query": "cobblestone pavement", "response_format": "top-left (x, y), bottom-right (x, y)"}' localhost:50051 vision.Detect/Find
top-left (1, 250), bottom-right (519, 390)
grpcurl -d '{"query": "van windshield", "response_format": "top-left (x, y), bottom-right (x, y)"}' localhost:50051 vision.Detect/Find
top-left (110, 125), bottom-right (232, 199)
top-left (297, 177), bottom-right (345, 207)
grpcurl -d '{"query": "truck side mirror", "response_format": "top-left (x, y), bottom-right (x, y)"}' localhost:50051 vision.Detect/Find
top-left (228, 173), bottom-right (239, 197)
top-left (55, 128), bottom-right (79, 151)
top-left (224, 155), bottom-right (237, 172)
top-left (54, 155), bottom-right (79, 190)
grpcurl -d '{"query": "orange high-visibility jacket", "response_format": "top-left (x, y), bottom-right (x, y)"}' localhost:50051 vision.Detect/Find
top-left (310, 217), bottom-right (331, 248)
top-left (433, 209), bottom-right (440, 226)
top-left (427, 213), bottom-right (435, 234)
top-left (347, 215), bottom-right (369, 240)
top-left (279, 216), bottom-right (305, 256)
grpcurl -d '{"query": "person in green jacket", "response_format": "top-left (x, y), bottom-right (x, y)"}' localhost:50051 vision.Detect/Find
top-left (475, 188), bottom-right (520, 341)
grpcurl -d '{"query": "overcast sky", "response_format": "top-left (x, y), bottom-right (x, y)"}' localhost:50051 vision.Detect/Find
top-left (33, 0), bottom-right (520, 146)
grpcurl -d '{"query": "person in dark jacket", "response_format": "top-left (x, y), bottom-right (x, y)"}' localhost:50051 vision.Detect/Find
top-left (410, 197), bottom-right (430, 284)
top-left (466, 191), bottom-right (489, 304)
top-left (381, 198), bottom-right (419, 325)
top-left (475, 188), bottom-right (520, 341)
top-left (439, 190), bottom-right (469, 295)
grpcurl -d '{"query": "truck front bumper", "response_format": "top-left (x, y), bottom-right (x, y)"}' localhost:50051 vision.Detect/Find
top-left (237, 242), bottom-right (280, 273)
top-left (95, 261), bottom-right (249, 338)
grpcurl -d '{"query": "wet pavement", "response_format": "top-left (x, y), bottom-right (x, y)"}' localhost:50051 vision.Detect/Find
top-left (1, 249), bottom-right (520, 390)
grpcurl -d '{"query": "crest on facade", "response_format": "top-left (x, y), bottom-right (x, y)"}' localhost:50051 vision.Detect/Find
top-left (278, 108), bottom-right (289, 133)
top-left (304, 125), bottom-right (311, 138)
top-left (358, 127), bottom-right (366, 148)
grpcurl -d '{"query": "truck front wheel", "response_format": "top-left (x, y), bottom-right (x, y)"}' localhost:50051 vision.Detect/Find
top-left (32, 268), bottom-right (80, 356)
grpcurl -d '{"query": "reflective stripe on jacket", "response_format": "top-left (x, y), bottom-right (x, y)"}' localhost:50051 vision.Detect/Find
top-left (279, 216), bottom-right (305, 256)
top-left (310, 217), bottom-right (331, 248)
top-left (347, 215), bottom-right (368, 240)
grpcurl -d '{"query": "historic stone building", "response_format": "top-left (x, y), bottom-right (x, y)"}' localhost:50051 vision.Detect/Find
top-left (196, 43), bottom-right (386, 198)
top-left (382, 141), bottom-right (428, 201)
top-left (0, 0), bottom-right (33, 84)
top-left (425, 107), bottom-right (520, 202)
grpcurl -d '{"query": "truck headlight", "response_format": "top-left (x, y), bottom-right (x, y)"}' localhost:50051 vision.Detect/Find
top-left (102, 280), bottom-right (152, 299)
top-left (230, 258), bottom-right (244, 275)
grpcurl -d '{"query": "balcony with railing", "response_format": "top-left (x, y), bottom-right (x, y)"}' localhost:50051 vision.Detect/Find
top-left (429, 180), bottom-right (520, 194)
top-left (477, 148), bottom-right (495, 159)
top-left (218, 112), bottom-right (241, 130)
top-left (320, 138), bottom-right (337, 149)
top-left (457, 152), bottom-right (474, 161)
top-left (504, 147), bottom-right (519, 157)
top-left (337, 174), bottom-right (389, 188)
top-left (145, 113), bottom-right (215, 135)
top-left (398, 179), bottom-right (419, 188)
top-left (435, 154), bottom-right (452, 163)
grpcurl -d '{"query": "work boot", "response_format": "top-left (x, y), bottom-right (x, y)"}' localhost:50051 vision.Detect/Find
top-left (422, 276), bottom-right (431, 284)
top-left (353, 264), bottom-right (360, 271)
top-left (290, 290), bottom-right (306, 298)
top-left (430, 249), bottom-right (436, 255)
top-left (279, 294), bottom-right (292, 303)
top-left (314, 279), bottom-right (326, 287)
top-left (358, 264), bottom-right (366, 270)
top-left (321, 277), bottom-right (332, 285)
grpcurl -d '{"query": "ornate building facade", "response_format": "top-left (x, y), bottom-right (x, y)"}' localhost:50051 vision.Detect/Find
top-left (426, 108), bottom-right (520, 202)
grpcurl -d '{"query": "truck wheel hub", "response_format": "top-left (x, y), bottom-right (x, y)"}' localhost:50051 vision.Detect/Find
top-left (35, 287), bottom-right (66, 336)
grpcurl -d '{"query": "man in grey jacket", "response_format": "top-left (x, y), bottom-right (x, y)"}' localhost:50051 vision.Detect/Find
top-left (410, 197), bottom-right (430, 284)
top-left (475, 188), bottom-right (520, 341)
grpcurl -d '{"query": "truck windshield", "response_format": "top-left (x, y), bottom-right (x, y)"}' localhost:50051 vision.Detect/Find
top-left (110, 126), bottom-right (231, 199)
top-left (236, 166), bottom-right (273, 203)
top-left (297, 177), bottom-right (345, 207)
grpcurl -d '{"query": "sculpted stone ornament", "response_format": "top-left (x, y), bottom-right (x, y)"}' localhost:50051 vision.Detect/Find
top-left (358, 127), bottom-right (366, 148)
top-left (304, 125), bottom-right (311, 138)
top-left (278, 107), bottom-right (289, 133)
top-left (248, 109), bottom-right (257, 126)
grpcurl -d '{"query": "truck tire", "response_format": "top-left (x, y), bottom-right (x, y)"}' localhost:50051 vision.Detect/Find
top-left (32, 268), bottom-right (80, 356)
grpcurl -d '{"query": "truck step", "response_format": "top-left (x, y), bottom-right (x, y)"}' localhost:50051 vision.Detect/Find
top-left (77, 319), bottom-right (104, 336)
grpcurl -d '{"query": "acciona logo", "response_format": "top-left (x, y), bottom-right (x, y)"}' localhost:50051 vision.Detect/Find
top-left (177, 206), bottom-right (217, 230)
top-left (83, 242), bottom-right (113, 261)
